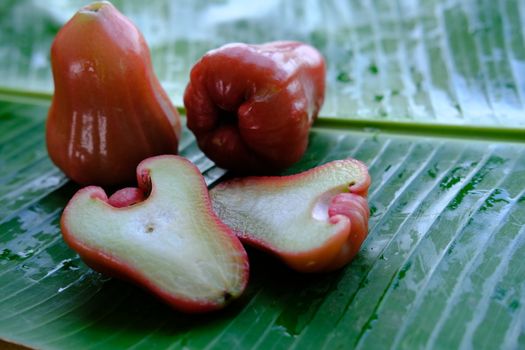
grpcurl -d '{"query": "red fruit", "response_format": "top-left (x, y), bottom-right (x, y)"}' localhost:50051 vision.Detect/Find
top-left (46, 1), bottom-right (181, 186)
top-left (184, 41), bottom-right (326, 173)
top-left (210, 158), bottom-right (371, 273)
top-left (61, 155), bottom-right (249, 313)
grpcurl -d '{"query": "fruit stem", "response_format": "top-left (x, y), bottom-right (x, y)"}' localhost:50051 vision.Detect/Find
top-left (81, 1), bottom-right (109, 13)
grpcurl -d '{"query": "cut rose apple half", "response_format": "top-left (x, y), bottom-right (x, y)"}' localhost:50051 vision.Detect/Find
top-left (61, 155), bottom-right (249, 313)
top-left (210, 159), bottom-right (371, 273)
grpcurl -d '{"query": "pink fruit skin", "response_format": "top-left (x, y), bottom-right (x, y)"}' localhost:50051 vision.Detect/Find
top-left (107, 187), bottom-right (145, 208)
top-left (61, 155), bottom-right (250, 313)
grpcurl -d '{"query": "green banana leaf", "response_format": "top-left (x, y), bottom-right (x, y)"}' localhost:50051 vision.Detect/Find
top-left (1, 0), bottom-right (524, 349)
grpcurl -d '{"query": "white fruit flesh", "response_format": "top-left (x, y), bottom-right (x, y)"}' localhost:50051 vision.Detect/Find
top-left (211, 159), bottom-right (368, 252)
top-left (63, 157), bottom-right (246, 304)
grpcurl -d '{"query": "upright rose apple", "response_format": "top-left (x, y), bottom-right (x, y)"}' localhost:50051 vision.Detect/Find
top-left (47, 1), bottom-right (181, 186)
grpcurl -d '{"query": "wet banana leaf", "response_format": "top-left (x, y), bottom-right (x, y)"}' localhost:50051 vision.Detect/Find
top-left (1, 100), bottom-right (524, 349)
top-left (0, 0), bottom-right (524, 349)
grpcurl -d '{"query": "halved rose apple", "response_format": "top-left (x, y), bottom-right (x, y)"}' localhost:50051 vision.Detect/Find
top-left (210, 159), bottom-right (371, 272)
top-left (61, 155), bottom-right (249, 313)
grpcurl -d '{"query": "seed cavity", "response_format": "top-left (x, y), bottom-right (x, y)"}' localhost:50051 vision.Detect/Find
top-left (145, 223), bottom-right (155, 233)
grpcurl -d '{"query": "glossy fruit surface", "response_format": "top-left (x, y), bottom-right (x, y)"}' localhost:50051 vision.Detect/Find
top-left (46, 1), bottom-right (181, 186)
top-left (184, 41), bottom-right (325, 173)
top-left (210, 158), bottom-right (371, 272)
top-left (61, 155), bottom-right (249, 313)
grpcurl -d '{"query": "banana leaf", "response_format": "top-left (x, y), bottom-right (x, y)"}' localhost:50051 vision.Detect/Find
top-left (0, 0), bottom-right (524, 349)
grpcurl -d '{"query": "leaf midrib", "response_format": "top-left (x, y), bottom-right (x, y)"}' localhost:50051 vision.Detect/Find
top-left (1, 86), bottom-right (523, 144)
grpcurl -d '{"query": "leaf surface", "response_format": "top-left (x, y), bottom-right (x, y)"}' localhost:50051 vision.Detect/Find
top-left (0, 0), bottom-right (524, 349)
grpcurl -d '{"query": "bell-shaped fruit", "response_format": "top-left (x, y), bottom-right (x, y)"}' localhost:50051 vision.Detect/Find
top-left (210, 159), bottom-right (371, 272)
top-left (47, 1), bottom-right (181, 186)
top-left (61, 155), bottom-right (249, 313)
top-left (184, 41), bottom-right (326, 173)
